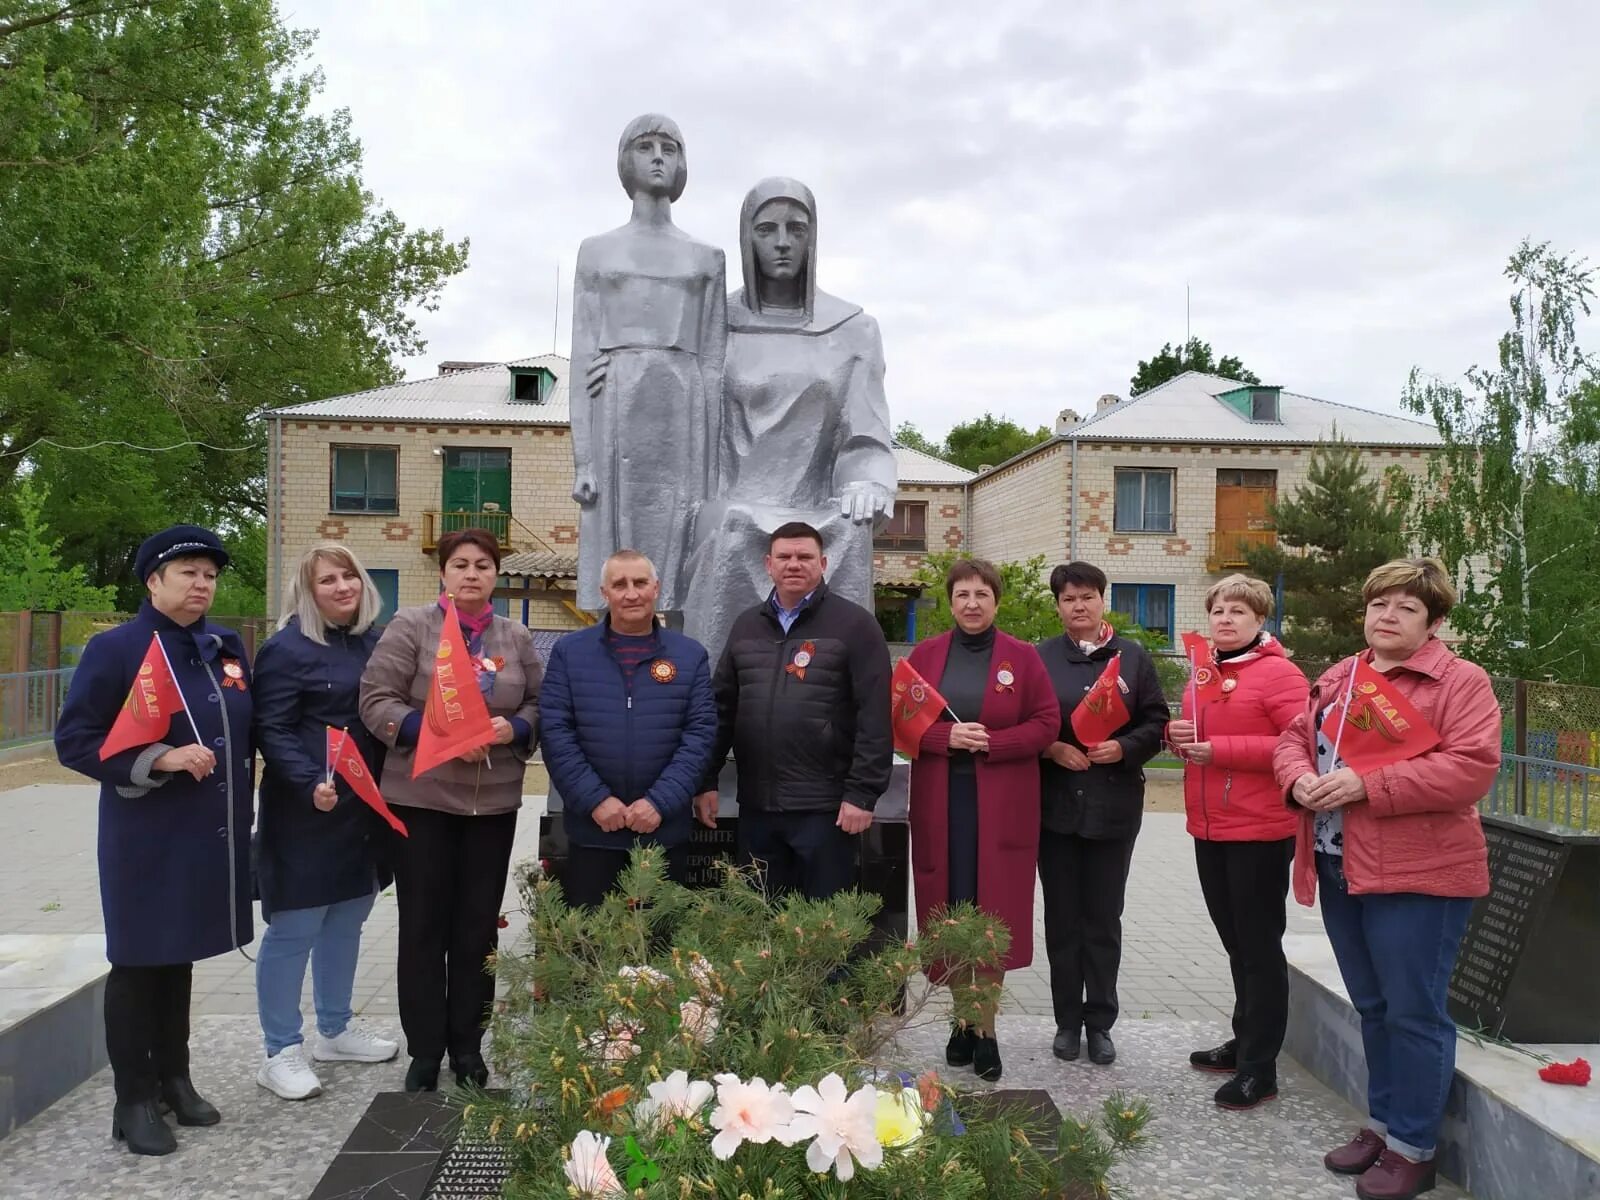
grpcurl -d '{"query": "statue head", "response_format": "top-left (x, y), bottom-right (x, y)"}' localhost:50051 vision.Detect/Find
top-left (617, 113), bottom-right (687, 202)
top-left (740, 177), bottom-right (817, 318)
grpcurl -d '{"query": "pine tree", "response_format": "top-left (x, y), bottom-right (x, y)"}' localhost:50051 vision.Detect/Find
top-left (1245, 436), bottom-right (1407, 662)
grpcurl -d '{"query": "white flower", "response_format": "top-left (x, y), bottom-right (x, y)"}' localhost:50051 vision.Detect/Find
top-left (584, 1018), bottom-right (642, 1063)
top-left (686, 952), bottom-right (718, 993)
top-left (618, 964), bottom-right (670, 988)
top-left (678, 998), bottom-right (720, 1045)
top-left (635, 1069), bottom-right (715, 1131)
top-left (709, 1074), bottom-right (798, 1160)
top-left (788, 1073), bottom-right (883, 1182)
top-left (564, 1131), bottom-right (624, 1198)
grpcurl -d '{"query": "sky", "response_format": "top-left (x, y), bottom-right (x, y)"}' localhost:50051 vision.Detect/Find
top-left (282, 0), bottom-right (1600, 440)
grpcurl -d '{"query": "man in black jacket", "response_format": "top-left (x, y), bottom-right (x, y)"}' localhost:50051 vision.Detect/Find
top-left (1036, 561), bottom-right (1172, 1066)
top-left (694, 522), bottom-right (892, 899)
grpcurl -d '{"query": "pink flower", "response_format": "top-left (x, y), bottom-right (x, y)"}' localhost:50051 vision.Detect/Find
top-left (678, 998), bottom-right (720, 1045)
top-left (563, 1131), bottom-right (624, 1198)
top-left (584, 1019), bottom-right (642, 1063)
top-left (709, 1074), bottom-right (798, 1160)
top-left (787, 1073), bottom-right (883, 1182)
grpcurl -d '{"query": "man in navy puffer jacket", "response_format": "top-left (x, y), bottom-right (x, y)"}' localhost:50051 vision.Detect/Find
top-left (539, 550), bottom-right (717, 906)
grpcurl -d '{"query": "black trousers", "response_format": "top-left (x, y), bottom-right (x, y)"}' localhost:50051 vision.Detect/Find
top-left (104, 963), bottom-right (192, 1103)
top-left (1039, 831), bottom-right (1137, 1033)
top-left (739, 809), bottom-right (860, 901)
top-left (563, 841), bottom-right (692, 910)
top-left (392, 806), bottom-right (518, 1063)
top-left (1194, 836), bottom-right (1294, 1078)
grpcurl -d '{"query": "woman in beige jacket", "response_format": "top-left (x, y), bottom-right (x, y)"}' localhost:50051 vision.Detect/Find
top-left (359, 528), bottom-right (543, 1092)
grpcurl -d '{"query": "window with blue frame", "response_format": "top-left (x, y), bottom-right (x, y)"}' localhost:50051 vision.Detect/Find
top-left (367, 569), bottom-right (399, 624)
top-left (1110, 583), bottom-right (1175, 645)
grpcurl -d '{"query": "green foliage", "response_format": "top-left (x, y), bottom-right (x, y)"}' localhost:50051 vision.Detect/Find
top-left (1243, 436), bottom-right (1408, 661)
top-left (942, 413), bottom-right (1052, 472)
top-left (0, 479), bottom-right (117, 611)
top-left (892, 421), bottom-right (944, 458)
top-left (1399, 240), bottom-right (1600, 684)
top-left (470, 850), bottom-right (1149, 1197)
top-left (0, 1), bottom-right (468, 592)
top-left (1130, 336), bottom-right (1260, 396)
top-left (915, 553), bottom-right (1059, 642)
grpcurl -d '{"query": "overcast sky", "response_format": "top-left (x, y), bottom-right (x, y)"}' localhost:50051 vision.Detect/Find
top-left (284, 0), bottom-right (1599, 439)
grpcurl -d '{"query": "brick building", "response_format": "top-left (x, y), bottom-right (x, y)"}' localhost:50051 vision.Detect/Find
top-left (966, 372), bottom-right (1442, 643)
top-left (263, 355), bottom-right (973, 630)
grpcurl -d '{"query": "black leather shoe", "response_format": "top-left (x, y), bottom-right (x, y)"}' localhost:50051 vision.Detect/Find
top-left (159, 1075), bottom-right (220, 1126)
top-left (450, 1052), bottom-right (489, 1088)
top-left (972, 1035), bottom-right (1002, 1082)
top-left (1086, 1028), bottom-right (1116, 1065)
top-left (404, 1057), bottom-right (440, 1093)
top-left (1189, 1039), bottom-right (1238, 1073)
top-left (1052, 1027), bottom-right (1081, 1061)
top-left (945, 1024), bottom-right (976, 1067)
top-left (1214, 1071), bottom-right (1278, 1111)
top-left (112, 1100), bottom-right (177, 1156)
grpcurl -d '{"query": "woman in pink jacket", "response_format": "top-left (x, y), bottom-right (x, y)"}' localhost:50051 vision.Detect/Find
top-left (1274, 559), bottom-right (1500, 1200)
top-left (1168, 574), bottom-right (1308, 1111)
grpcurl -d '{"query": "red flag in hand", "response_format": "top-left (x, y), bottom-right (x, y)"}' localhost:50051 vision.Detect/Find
top-left (1071, 653), bottom-right (1131, 747)
top-left (413, 596), bottom-right (497, 778)
top-left (99, 633), bottom-right (188, 761)
top-left (1327, 657), bottom-right (1442, 774)
top-left (327, 727), bottom-right (409, 836)
top-left (1181, 631), bottom-right (1222, 703)
top-left (891, 658), bottom-right (949, 759)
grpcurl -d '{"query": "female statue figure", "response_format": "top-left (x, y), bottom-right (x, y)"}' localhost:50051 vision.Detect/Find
top-left (570, 114), bottom-right (727, 613)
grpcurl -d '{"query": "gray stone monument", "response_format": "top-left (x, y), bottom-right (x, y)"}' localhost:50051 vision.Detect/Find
top-left (570, 114), bottom-right (727, 613)
top-left (682, 176), bottom-right (896, 662)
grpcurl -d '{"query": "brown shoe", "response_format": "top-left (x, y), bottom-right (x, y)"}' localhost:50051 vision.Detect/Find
top-left (1356, 1149), bottom-right (1437, 1200)
top-left (1324, 1128), bottom-right (1386, 1175)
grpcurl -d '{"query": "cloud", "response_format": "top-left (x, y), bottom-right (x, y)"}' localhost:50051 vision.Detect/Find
top-left (286, 0), bottom-right (1600, 437)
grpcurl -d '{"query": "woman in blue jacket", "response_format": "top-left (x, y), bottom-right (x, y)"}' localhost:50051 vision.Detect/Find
top-left (252, 544), bottom-right (399, 1102)
top-left (54, 525), bottom-right (253, 1157)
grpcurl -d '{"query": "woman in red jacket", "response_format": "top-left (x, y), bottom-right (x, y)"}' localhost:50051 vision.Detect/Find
top-left (1275, 559), bottom-right (1500, 1200)
top-left (1168, 573), bottom-right (1308, 1111)
top-left (907, 558), bottom-right (1059, 1084)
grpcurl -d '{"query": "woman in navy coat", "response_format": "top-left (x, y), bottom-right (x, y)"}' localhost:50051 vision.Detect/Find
top-left (54, 525), bottom-right (253, 1157)
top-left (252, 544), bottom-right (398, 1103)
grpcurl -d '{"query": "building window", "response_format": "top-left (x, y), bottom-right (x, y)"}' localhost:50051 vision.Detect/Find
top-left (330, 446), bottom-right (398, 513)
top-left (511, 366), bottom-right (550, 403)
top-left (1250, 388), bottom-right (1280, 422)
top-left (1110, 583), bottom-right (1175, 645)
top-left (1113, 468), bottom-right (1175, 532)
top-left (367, 569), bottom-right (399, 623)
top-left (874, 501), bottom-right (927, 551)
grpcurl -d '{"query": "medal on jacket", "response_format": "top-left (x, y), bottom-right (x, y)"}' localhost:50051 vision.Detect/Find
top-left (994, 661), bottom-right (1016, 693)
top-left (221, 658), bottom-right (247, 691)
top-left (786, 641), bottom-right (816, 681)
top-left (649, 658), bottom-right (677, 684)
top-left (1221, 677), bottom-right (1238, 694)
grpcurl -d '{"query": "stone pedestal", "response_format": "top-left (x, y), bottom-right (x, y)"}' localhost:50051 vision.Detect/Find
top-left (0, 933), bottom-right (108, 1139)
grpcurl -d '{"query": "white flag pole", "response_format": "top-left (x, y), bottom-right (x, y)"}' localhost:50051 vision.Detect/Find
top-left (1327, 656), bottom-right (1362, 769)
top-left (152, 633), bottom-right (203, 745)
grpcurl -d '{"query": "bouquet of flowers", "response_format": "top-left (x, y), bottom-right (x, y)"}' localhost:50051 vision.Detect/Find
top-left (468, 849), bottom-right (1149, 1198)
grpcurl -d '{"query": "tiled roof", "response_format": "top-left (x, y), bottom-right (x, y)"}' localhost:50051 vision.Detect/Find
top-left (268, 355), bottom-right (571, 425)
top-left (892, 441), bottom-right (975, 485)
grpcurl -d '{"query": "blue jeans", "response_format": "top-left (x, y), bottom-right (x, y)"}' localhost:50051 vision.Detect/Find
top-left (256, 890), bottom-right (377, 1055)
top-left (1316, 853), bottom-right (1471, 1160)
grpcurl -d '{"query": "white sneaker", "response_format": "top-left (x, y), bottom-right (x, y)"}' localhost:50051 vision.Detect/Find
top-left (314, 1025), bottom-right (400, 1064)
top-left (257, 1044), bottom-right (323, 1100)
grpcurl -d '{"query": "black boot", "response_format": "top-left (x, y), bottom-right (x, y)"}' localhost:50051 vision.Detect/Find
top-left (1052, 1027), bottom-right (1081, 1061)
top-left (160, 1075), bottom-right (220, 1126)
top-left (972, 1035), bottom-right (1002, 1082)
top-left (450, 1051), bottom-right (489, 1089)
top-left (1086, 1028), bottom-right (1116, 1065)
top-left (112, 1100), bottom-right (177, 1156)
top-left (944, 1023), bottom-right (977, 1068)
top-left (405, 1057), bottom-right (440, 1093)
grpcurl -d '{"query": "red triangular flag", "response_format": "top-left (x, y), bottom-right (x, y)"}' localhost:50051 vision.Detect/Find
top-left (412, 596), bottom-right (496, 778)
top-left (99, 633), bottom-right (189, 761)
top-left (1181, 631), bottom-right (1223, 704)
top-left (891, 658), bottom-right (950, 759)
top-left (327, 727), bottom-right (409, 837)
top-left (1327, 657), bottom-right (1441, 774)
top-left (1071, 652), bottom-right (1131, 747)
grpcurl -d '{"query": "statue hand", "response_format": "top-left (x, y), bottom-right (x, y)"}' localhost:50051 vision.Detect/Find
top-left (572, 474), bottom-right (599, 506)
top-left (585, 352), bottom-right (610, 399)
top-left (841, 482), bottom-right (894, 524)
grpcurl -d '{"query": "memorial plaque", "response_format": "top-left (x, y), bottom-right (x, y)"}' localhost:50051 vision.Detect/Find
top-left (1447, 812), bottom-right (1600, 1043)
top-left (423, 1139), bottom-right (511, 1200)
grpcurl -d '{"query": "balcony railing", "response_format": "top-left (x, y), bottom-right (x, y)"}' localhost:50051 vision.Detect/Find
top-left (422, 510), bottom-right (514, 553)
top-left (1206, 528), bottom-right (1277, 572)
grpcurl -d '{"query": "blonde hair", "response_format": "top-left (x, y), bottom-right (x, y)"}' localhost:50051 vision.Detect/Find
top-left (1362, 557), bottom-right (1456, 623)
top-left (280, 543), bottom-right (383, 644)
top-left (1204, 573), bottom-right (1275, 619)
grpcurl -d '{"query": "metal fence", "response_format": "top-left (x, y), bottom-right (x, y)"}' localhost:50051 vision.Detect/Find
top-left (0, 668), bottom-right (75, 749)
top-left (1482, 753), bottom-right (1598, 832)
